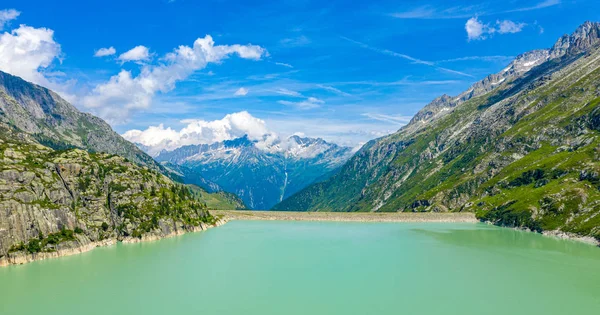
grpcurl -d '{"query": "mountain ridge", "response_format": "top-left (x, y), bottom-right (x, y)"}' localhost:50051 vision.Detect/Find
top-left (274, 21), bottom-right (600, 241)
top-left (152, 134), bottom-right (353, 209)
top-left (0, 71), bottom-right (162, 170)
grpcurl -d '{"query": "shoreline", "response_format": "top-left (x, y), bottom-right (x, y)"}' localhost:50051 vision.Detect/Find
top-left (214, 210), bottom-right (600, 246)
top-left (0, 219), bottom-right (227, 267)
top-left (2, 211), bottom-right (597, 267)
top-left (209, 210), bottom-right (479, 223)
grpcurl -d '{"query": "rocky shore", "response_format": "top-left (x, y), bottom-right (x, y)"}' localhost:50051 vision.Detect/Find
top-left (542, 230), bottom-right (600, 246)
top-left (0, 219), bottom-right (226, 267)
top-left (210, 210), bottom-right (478, 223)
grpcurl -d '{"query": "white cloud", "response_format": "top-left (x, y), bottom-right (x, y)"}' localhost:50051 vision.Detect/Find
top-left (117, 45), bottom-right (150, 63)
top-left (316, 84), bottom-right (352, 97)
top-left (83, 35), bottom-right (266, 123)
top-left (234, 87), bottom-right (248, 96)
top-left (0, 24), bottom-right (62, 87)
top-left (264, 116), bottom-right (397, 148)
top-left (436, 55), bottom-right (514, 63)
top-left (391, 6), bottom-right (438, 19)
top-left (124, 110), bottom-right (406, 152)
top-left (280, 35), bottom-right (310, 47)
top-left (94, 46), bottom-right (116, 57)
top-left (465, 17), bottom-right (490, 41)
top-left (362, 113), bottom-right (412, 125)
top-left (341, 36), bottom-right (473, 78)
top-left (278, 96), bottom-right (324, 109)
top-left (275, 88), bottom-right (302, 97)
top-left (0, 9), bottom-right (20, 30)
top-left (275, 62), bottom-right (293, 68)
top-left (392, 1), bottom-right (560, 19)
top-left (497, 20), bottom-right (526, 34)
top-left (122, 111), bottom-right (274, 156)
top-left (466, 17), bottom-right (526, 41)
top-left (504, 0), bottom-right (560, 13)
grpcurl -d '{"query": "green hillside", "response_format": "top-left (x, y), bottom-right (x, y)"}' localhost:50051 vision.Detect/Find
top-left (274, 22), bottom-right (600, 241)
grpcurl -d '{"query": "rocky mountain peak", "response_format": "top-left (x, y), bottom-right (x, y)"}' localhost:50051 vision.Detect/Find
top-left (550, 21), bottom-right (600, 58)
top-left (506, 50), bottom-right (551, 75)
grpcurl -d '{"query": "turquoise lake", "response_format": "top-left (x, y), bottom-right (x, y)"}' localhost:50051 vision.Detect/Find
top-left (1, 221), bottom-right (599, 315)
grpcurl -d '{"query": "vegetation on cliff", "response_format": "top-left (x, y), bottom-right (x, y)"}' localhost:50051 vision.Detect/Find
top-left (0, 123), bottom-right (223, 259)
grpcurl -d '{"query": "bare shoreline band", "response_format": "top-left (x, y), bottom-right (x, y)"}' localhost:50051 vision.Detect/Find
top-left (209, 210), bottom-right (479, 223)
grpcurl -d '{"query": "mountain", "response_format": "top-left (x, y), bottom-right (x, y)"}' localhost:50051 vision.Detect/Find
top-left (153, 134), bottom-right (353, 209)
top-left (0, 71), bottom-right (160, 169)
top-left (0, 72), bottom-right (244, 265)
top-left (0, 121), bottom-right (222, 265)
top-left (274, 22), bottom-right (600, 241)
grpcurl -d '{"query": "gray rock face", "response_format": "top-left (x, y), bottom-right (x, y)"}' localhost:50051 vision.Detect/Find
top-left (550, 21), bottom-right (600, 58)
top-left (0, 128), bottom-right (218, 265)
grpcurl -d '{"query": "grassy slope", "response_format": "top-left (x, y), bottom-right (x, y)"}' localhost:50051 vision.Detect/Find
top-left (276, 49), bottom-right (600, 240)
top-left (189, 185), bottom-right (247, 210)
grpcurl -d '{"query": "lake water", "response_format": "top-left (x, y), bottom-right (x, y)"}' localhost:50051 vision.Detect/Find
top-left (1, 221), bottom-right (599, 315)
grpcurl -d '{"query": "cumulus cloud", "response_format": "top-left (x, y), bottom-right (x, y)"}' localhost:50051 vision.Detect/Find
top-left (465, 17), bottom-right (490, 40)
top-left (278, 96), bottom-right (324, 109)
top-left (234, 87), bottom-right (248, 96)
top-left (466, 17), bottom-right (526, 41)
top-left (0, 24), bottom-right (62, 87)
top-left (117, 45), bottom-right (150, 63)
top-left (94, 46), bottom-right (116, 57)
top-left (82, 35), bottom-right (266, 123)
top-left (122, 111), bottom-right (275, 156)
top-left (0, 9), bottom-right (20, 30)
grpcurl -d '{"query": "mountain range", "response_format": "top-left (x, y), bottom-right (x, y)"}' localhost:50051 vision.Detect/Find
top-left (2, 20), bottom-right (600, 254)
top-left (274, 21), bottom-right (600, 241)
top-left (152, 134), bottom-right (353, 209)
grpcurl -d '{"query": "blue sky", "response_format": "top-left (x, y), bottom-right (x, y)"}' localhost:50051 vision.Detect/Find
top-left (1, 0), bottom-right (599, 148)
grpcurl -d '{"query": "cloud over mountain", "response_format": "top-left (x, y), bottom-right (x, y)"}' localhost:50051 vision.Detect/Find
top-left (466, 17), bottom-right (527, 41)
top-left (122, 111), bottom-right (275, 156)
top-left (0, 23), bottom-right (63, 92)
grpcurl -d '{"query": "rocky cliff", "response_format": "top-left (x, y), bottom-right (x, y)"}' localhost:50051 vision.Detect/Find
top-left (274, 22), bottom-right (600, 242)
top-left (0, 124), bottom-right (225, 266)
